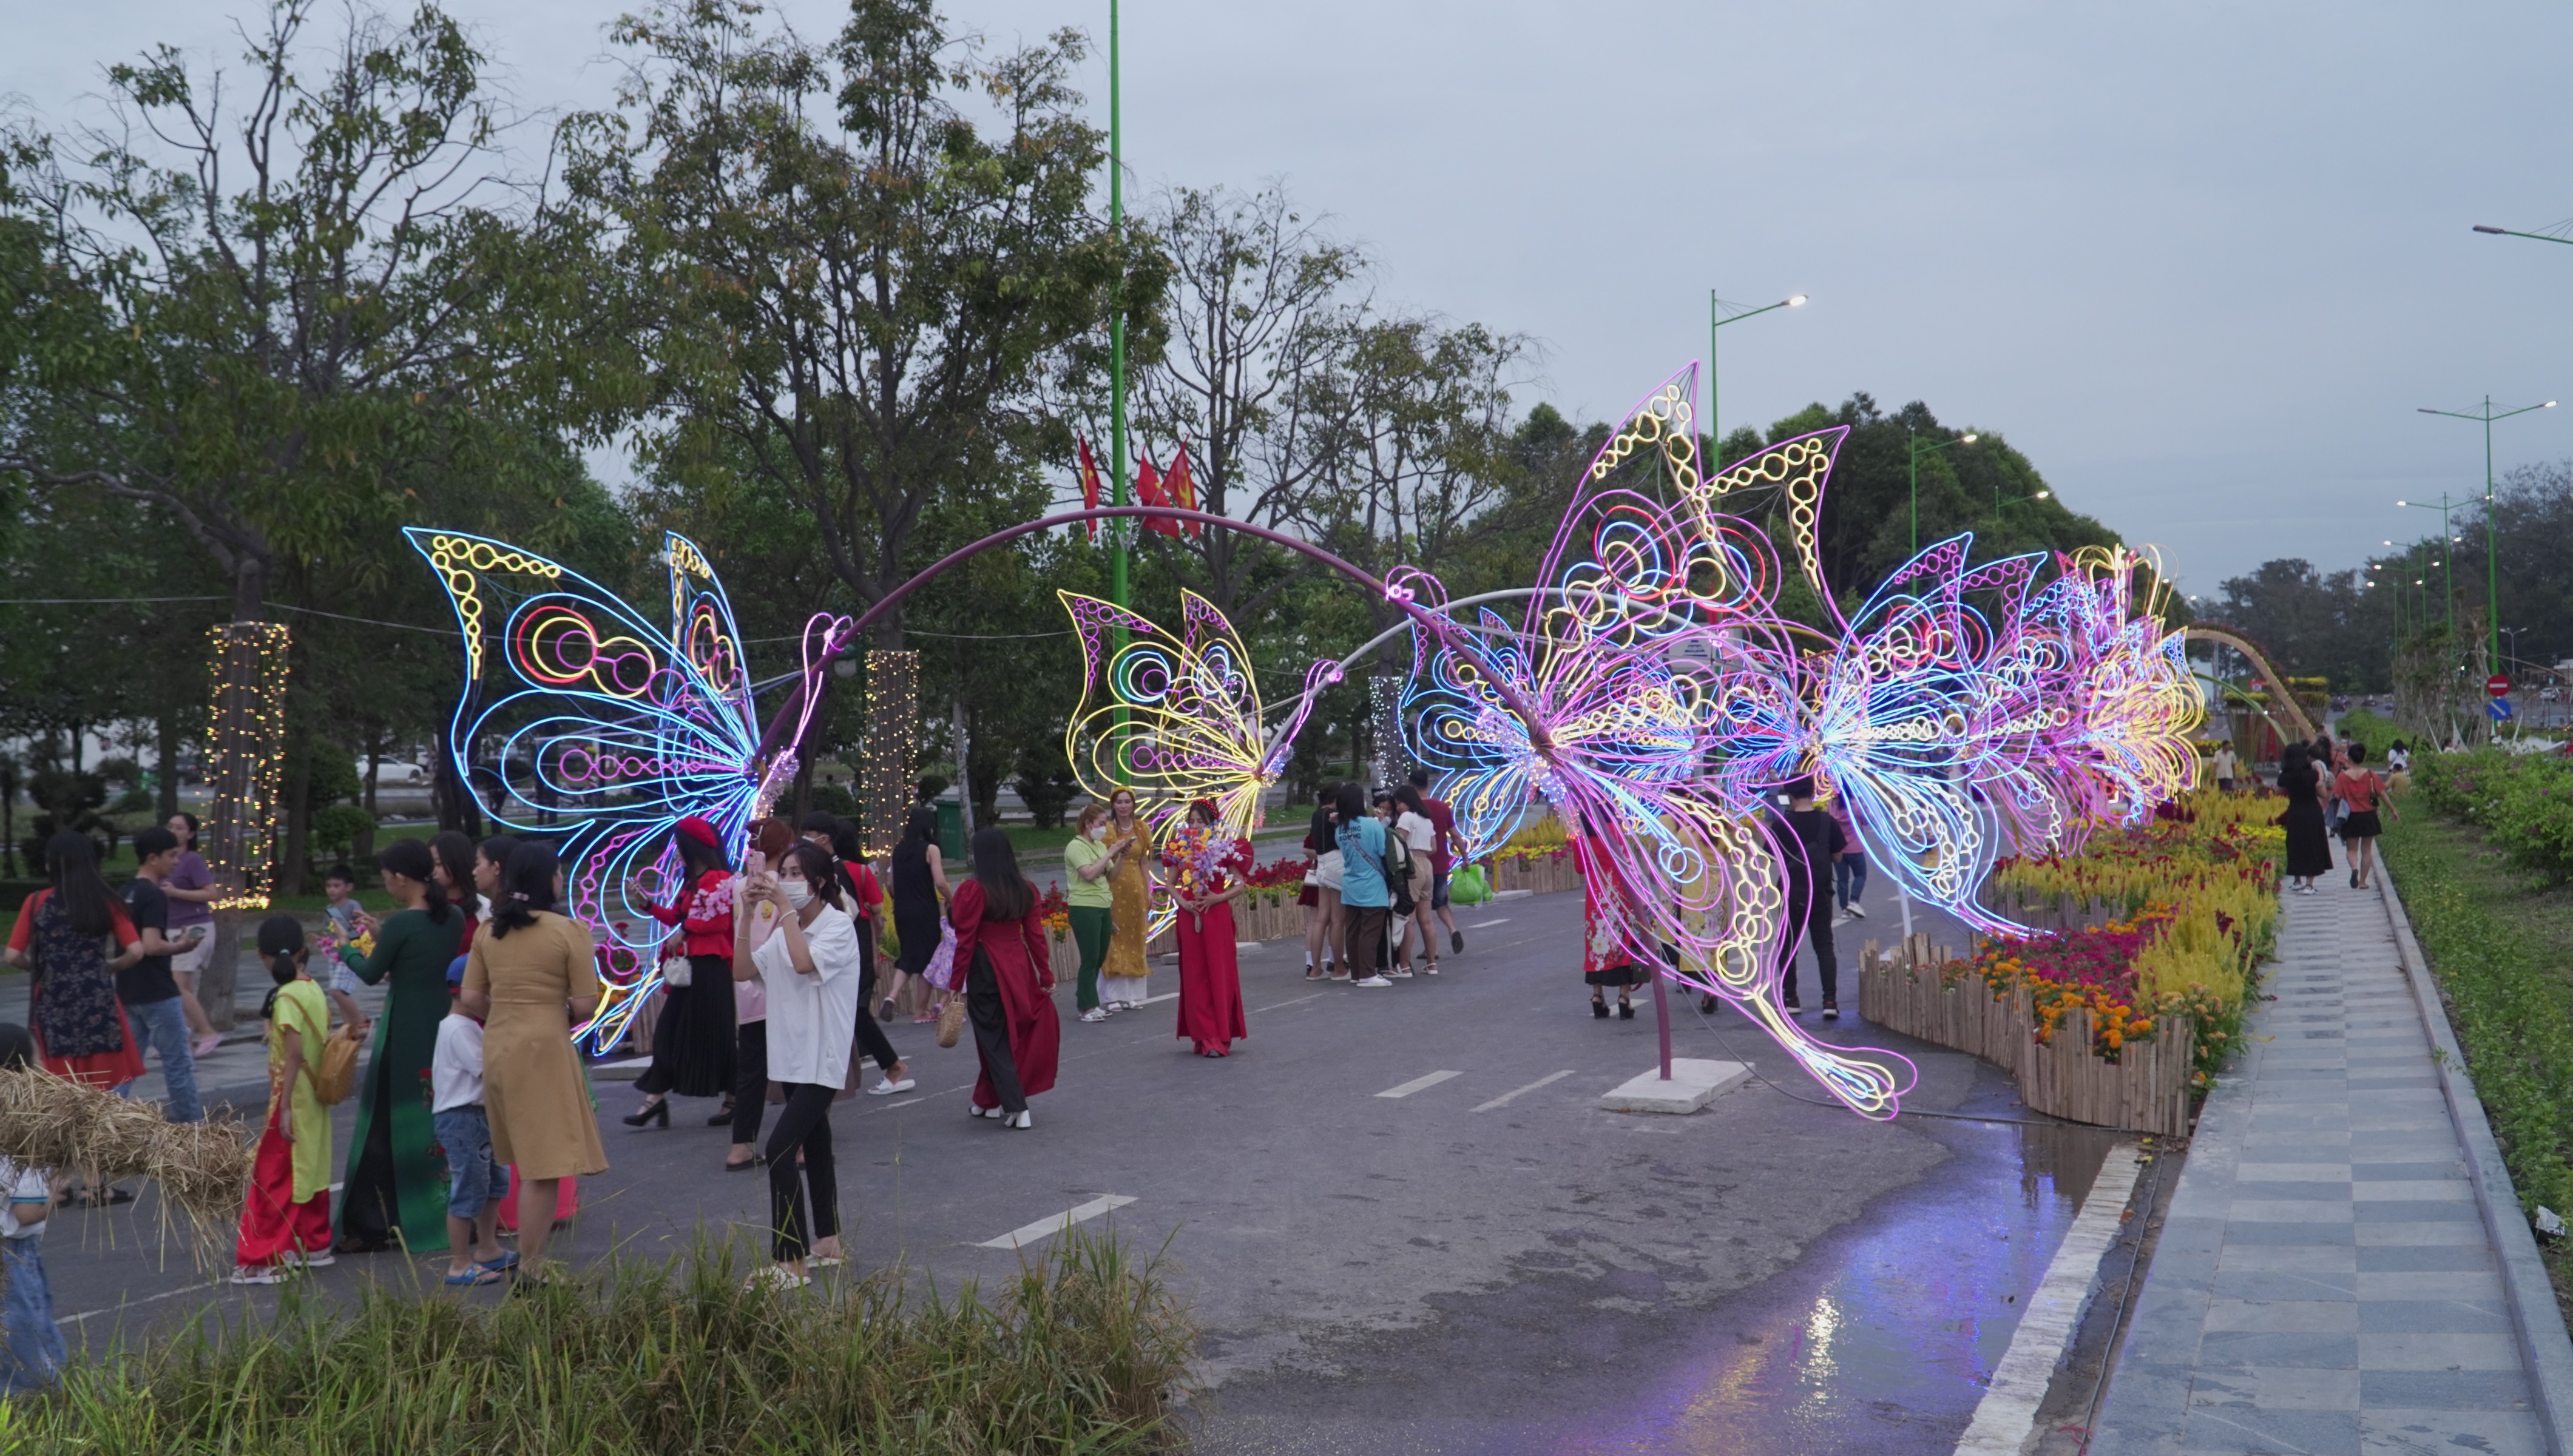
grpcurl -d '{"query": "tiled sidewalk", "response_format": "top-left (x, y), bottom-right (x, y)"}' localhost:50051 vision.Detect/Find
top-left (2089, 872), bottom-right (2562, 1456)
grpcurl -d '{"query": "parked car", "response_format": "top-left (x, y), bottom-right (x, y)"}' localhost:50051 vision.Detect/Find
top-left (369, 761), bottom-right (436, 787)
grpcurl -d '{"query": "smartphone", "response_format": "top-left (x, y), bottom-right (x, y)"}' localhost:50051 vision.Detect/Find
top-left (745, 848), bottom-right (768, 878)
top-left (186, 926), bottom-right (209, 943)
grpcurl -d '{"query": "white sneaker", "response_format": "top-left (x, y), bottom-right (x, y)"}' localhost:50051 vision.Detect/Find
top-left (867, 1076), bottom-right (917, 1095)
top-left (1079, 1008), bottom-right (1110, 1023)
top-left (1846, 904), bottom-right (1866, 919)
top-left (1353, 975), bottom-right (1393, 988)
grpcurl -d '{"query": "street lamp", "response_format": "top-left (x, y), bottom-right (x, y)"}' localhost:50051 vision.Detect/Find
top-left (2472, 221), bottom-right (2573, 247)
top-left (1908, 428), bottom-right (1978, 554)
top-left (2395, 494), bottom-right (2474, 641)
top-left (1707, 291), bottom-right (1807, 450)
top-left (2418, 396), bottom-right (2556, 666)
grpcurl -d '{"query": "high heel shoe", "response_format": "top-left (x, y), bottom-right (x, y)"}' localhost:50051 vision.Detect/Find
top-left (1004, 1109), bottom-right (1034, 1130)
top-left (1591, 995), bottom-right (1610, 1019)
top-left (706, 1102), bottom-right (735, 1127)
top-left (623, 1098), bottom-right (669, 1129)
top-left (1618, 999), bottom-right (1635, 1020)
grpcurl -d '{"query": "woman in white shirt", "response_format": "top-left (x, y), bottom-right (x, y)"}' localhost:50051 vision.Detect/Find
top-left (1391, 786), bottom-right (1442, 976)
top-left (734, 841), bottom-right (864, 1289)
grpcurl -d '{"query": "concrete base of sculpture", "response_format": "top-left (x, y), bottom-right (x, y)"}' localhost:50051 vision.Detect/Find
top-left (1598, 1058), bottom-right (1752, 1114)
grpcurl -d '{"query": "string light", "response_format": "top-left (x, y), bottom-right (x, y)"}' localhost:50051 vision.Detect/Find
top-left (203, 622), bottom-right (292, 911)
top-left (862, 649), bottom-right (919, 858)
top-left (1369, 671), bottom-right (1408, 789)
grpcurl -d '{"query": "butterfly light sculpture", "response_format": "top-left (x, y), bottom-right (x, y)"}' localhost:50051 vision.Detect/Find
top-left (408, 528), bottom-right (843, 1051)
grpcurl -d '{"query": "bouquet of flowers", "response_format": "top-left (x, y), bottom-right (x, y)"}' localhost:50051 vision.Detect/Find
top-left (1162, 824), bottom-right (1242, 929)
top-left (1038, 880), bottom-right (1071, 938)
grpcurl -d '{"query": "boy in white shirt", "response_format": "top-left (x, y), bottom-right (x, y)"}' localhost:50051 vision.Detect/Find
top-left (1, 1024), bottom-right (69, 1394)
top-left (431, 959), bottom-right (513, 1285)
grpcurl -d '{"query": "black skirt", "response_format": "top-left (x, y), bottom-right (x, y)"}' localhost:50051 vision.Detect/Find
top-left (2339, 809), bottom-right (2383, 841)
top-left (2282, 800), bottom-right (2334, 877)
top-left (635, 954), bottom-right (738, 1098)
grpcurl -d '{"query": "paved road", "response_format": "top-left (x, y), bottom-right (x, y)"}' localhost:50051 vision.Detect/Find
top-left (30, 889), bottom-right (2123, 1452)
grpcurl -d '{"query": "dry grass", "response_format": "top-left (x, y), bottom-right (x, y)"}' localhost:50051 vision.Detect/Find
top-left (0, 1067), bottom-right (254, 1266)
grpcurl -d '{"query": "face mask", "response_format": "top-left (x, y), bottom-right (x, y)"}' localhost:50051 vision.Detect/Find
top-left (782, 880), bottom-right (813, 909)
top-left (1089, 825), bottom-right (1107, 841)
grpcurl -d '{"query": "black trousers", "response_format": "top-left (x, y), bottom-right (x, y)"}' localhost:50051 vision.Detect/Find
top-left (853, 932), bottom-right (900, 1076)
top-left (967, 957), bottom-right (1028, 1116)
top-left (1342, 906), bottom-right (1388, 981)
top-left (764, 1082), bottom-right (839, 1262)
top-left (731, 1020), bottom-right (768, 1147)
top-left (1780, 891), bottom-right (1836, 1005)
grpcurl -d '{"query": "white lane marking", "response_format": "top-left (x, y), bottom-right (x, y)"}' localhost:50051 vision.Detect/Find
top-left (1376, 1070), bottom-right (1462, 1099)
top-left (1472, 1070), bottom-right (1575, 1113)
top-left (1950, 1142), bottom-right (2143, 1455)
top-left (1467, 917), bottom-right (1512, 928)
top-left (60, 1279), bottom-right (217, 1325)
top-left (1136, 991), bottom-right (1177, 1006)
top-left (975, 1194), bottom-right (1138, 1250)
top-left (1254, 992), bottom-right (1327, 1013)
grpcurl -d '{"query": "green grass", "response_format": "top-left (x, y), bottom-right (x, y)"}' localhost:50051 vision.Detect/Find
top-left (2379, 808), bottom-right (2573, 1319)
top-left (5, 1231), bottom-right (1194, 1454)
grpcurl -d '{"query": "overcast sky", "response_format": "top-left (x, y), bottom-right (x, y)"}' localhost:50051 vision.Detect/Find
top-left (10, 0), bottom-right (2572, 598)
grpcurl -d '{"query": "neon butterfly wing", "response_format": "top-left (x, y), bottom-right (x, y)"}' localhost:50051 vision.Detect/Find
top-left (407, 528), bottom-right (767, 1052)
top-left (1061, 589), bottom-right (1302, 941)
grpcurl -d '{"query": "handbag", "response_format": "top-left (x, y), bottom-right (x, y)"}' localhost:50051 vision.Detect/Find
top-left (938, 945), bottom-right (993, 1050)
top-left (923, 918), bottom-right (960, 992)
top-left (659, 955), bottom-right (692, 988)
top-left (306, 1023), bottom-right (363, 1106)
top-left (1449, 863), bottom-right (1490, 906)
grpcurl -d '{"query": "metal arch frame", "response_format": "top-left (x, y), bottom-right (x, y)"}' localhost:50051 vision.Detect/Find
top-left (750, 505), bottom-right (1559, 770)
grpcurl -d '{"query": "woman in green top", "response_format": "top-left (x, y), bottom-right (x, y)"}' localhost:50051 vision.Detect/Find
top-left (1063, 803), bottom-right (1118, 1023)
top-left (335, 838), bottom-right (467, 1253)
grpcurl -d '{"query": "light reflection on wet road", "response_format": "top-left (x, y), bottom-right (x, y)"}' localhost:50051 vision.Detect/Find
top-left (1558, 1117), bottom-right (2116, 1454)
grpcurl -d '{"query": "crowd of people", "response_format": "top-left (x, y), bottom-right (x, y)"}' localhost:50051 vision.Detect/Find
top-left (1, 758), bottom-right (1870, 1392)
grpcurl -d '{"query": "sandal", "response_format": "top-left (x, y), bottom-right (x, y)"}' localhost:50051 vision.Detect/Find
top-left (78, 1185), bottom-right (137, 1207)
top-left (444, 1264), bottom-right (503, 1287)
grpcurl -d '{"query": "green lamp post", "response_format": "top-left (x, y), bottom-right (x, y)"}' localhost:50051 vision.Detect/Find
top-left (2415, 396), bottom-right (2556, 667)
top-left (1706, 290), bottom-right (1806, 453)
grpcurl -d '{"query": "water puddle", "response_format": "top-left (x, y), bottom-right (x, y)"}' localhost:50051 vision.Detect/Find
top-left (1554, 1114), bottom-right (2120, 1454)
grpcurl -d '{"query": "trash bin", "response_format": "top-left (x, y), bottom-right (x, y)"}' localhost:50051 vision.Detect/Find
top-left (936, 800), bottom-right (964, 860)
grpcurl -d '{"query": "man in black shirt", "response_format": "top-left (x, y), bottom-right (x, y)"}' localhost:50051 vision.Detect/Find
top-left (1768, 777), bottom-right (1849, 1020)
top-left (117, 827), bottom-right (204, 1122)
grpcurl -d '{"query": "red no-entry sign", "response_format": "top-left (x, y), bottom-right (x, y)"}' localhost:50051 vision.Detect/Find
top-left (2488, 674), bottom-right (2514, 698)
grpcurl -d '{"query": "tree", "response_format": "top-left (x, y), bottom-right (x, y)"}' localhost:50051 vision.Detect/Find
top-left (2211, 559), bottom-right (2390, 694)
top-left (1128, 184), bottom-right (1358, 615)
top-left (1, 1), bottom-right (546, 1019)
top-left (562, 0), bottom-right (1132, 655)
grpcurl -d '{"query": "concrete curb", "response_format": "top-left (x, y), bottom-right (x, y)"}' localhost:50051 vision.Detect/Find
top-left (2378, 861), bottom-right (2573, 1456)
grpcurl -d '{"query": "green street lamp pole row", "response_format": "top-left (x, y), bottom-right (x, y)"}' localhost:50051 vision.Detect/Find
top-left (1107, 0), bottom-right (1129, 780)
top-left (2394, 494), bottom-right (2466, 642)
top-left (1706, 290), bottom-right (1805, 456)
top-left (1906, 428), bottom-right (1977, 556)
top-left (2415, 395), bottom-right (2555, 667)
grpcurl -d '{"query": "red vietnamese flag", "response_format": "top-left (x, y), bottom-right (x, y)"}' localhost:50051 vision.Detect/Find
top-left (1166, 443), bottom-right (1202, 537)
top-left (1076, 435), bottom-right (1104, 540)
top-left (1135, 453), bottom-right (1182, 537)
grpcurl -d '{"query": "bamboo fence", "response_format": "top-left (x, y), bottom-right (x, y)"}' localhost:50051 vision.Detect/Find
top-left (1858, 935), bottom-right (2196, 1138)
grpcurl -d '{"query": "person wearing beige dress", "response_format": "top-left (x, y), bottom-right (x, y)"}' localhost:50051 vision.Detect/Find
top-left (1098, 787), bottom-right (1157, 1010)
top-left (460, 842), bottom-right (608, 1282)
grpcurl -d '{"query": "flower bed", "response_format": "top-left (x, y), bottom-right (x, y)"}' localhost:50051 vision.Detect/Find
top-left (1979, 792), bottom-right (2282, 1088)
top-left (1861, 789), bottom-right (2282, 1132)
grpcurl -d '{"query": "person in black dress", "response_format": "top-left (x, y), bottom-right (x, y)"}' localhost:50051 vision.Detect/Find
top-left (2277, 744), bottom-right (2333, 895)
top-left (882, 806), bottom-right (948, 1022)
top-left (624, 817), bottom-right (738, 1127)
